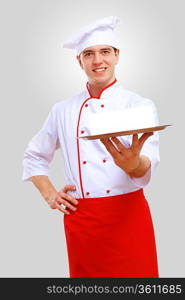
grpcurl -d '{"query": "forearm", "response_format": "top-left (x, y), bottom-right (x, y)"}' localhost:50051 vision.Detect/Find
top-left (127, 155), bottom-right (151, 178)
top-left (31, 175), bottom-right (57, 202)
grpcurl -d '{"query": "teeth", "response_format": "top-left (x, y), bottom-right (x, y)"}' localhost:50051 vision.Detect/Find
top-left (94, 68), bottom-right (106, 72)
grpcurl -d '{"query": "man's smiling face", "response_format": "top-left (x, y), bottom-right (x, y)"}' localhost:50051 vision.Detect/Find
top-left (77, 45), bottom-right (119, 87)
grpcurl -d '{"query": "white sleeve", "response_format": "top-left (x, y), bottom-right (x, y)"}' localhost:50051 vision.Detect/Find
top-left (22, 104), bottom-right (60, 182)
top-left (129, 100), bottom-right (160, 188)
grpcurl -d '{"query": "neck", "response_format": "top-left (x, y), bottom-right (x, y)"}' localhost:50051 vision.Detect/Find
top-left (87, 78), bottom-right (116, 98)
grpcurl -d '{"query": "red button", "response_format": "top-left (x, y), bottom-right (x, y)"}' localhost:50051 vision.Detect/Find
top-left (86, 192), bottom-right (90, 196)
top-left (81, 130), bottom-right (85, 134)
top-left (83, 161), bottom-right (87, 164)
top-left (106, 190), bottom-right (110, 193)
top-left (85, 104), bottom-right (88, 107)
top-left (103, 159), bottom-right (106, 163)
top-left (101, 104), bottom-right (104, 108)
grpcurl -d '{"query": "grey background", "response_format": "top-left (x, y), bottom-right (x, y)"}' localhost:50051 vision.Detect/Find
top-left (0, 0), bottom-right (184, 277)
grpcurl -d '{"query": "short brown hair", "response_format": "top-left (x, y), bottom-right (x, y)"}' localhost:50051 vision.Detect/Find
top-left (112, 47), bottom-right (118, 53)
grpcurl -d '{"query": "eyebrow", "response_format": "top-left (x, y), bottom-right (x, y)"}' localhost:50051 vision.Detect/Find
top-left (82, 47), bottom-right (112, 54)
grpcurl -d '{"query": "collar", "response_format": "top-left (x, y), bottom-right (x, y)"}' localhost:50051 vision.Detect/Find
top-left (86, 79), bottom-right (118, 99)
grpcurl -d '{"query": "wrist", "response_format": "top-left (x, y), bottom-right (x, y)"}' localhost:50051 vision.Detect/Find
top-left (43, 189), bottom-right (57, 203)
top-left (127, 156), bottom-right (142, 176)
top-left (127, 155), bottom-right (151, 178)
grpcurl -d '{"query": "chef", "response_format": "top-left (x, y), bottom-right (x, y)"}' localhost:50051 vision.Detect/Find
top-left (22, 16), bottom-right (160, 278)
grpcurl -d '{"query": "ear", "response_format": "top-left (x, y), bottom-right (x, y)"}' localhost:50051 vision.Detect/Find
top-left (115, 49), bottom-right (120, 64)
top-left (76, 55), bottom-right (84, 70)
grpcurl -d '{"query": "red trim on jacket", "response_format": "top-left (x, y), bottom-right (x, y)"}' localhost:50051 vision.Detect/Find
top-left (76, 97), bottom-right (91, 199)
top-left (76, 79), bottom-right (117, 198)
top-left (86, 78), bottom-right (117, 99)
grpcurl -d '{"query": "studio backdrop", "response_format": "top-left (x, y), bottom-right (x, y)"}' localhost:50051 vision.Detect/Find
top-left (0, 0), bottom-right (184, 277)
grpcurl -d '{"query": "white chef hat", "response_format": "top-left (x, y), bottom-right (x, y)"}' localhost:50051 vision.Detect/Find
top-left (63, 16), bottom-right (120, 55)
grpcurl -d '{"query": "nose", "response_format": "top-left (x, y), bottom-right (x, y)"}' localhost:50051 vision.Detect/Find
top-left (93, 53), bottom-right (103, 65)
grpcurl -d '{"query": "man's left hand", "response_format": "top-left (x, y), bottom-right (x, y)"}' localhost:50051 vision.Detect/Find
top-left (100, 132), bottom-right (153, 175)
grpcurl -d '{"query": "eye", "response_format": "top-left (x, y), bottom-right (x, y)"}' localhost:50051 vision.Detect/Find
top-left (102, 50), bottom-right (110, 55)
top-left (84, 52), bottom-right (93, 57)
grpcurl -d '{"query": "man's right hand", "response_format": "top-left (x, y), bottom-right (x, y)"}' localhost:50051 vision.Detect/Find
top-left (47, 185), bottom-right (78, 215)
top-left (31, 176), bottom-right (78, 215)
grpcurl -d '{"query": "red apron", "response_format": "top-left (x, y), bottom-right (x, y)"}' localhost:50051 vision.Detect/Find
top-left (63, 189), bottom-right (159, 278)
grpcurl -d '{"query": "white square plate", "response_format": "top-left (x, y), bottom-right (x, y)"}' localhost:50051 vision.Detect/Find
top-left (78, 124), bottom-right (172, 140)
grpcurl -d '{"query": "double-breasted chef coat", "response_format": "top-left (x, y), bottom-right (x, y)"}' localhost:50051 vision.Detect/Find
top-left (22, 79), bottom-right (160, 195)
top-left (22, 79), bottom-right (160, 278)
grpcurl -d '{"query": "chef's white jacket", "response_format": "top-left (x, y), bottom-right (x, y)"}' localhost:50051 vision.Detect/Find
top-left (22, 80), bottom-right (160, 198)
